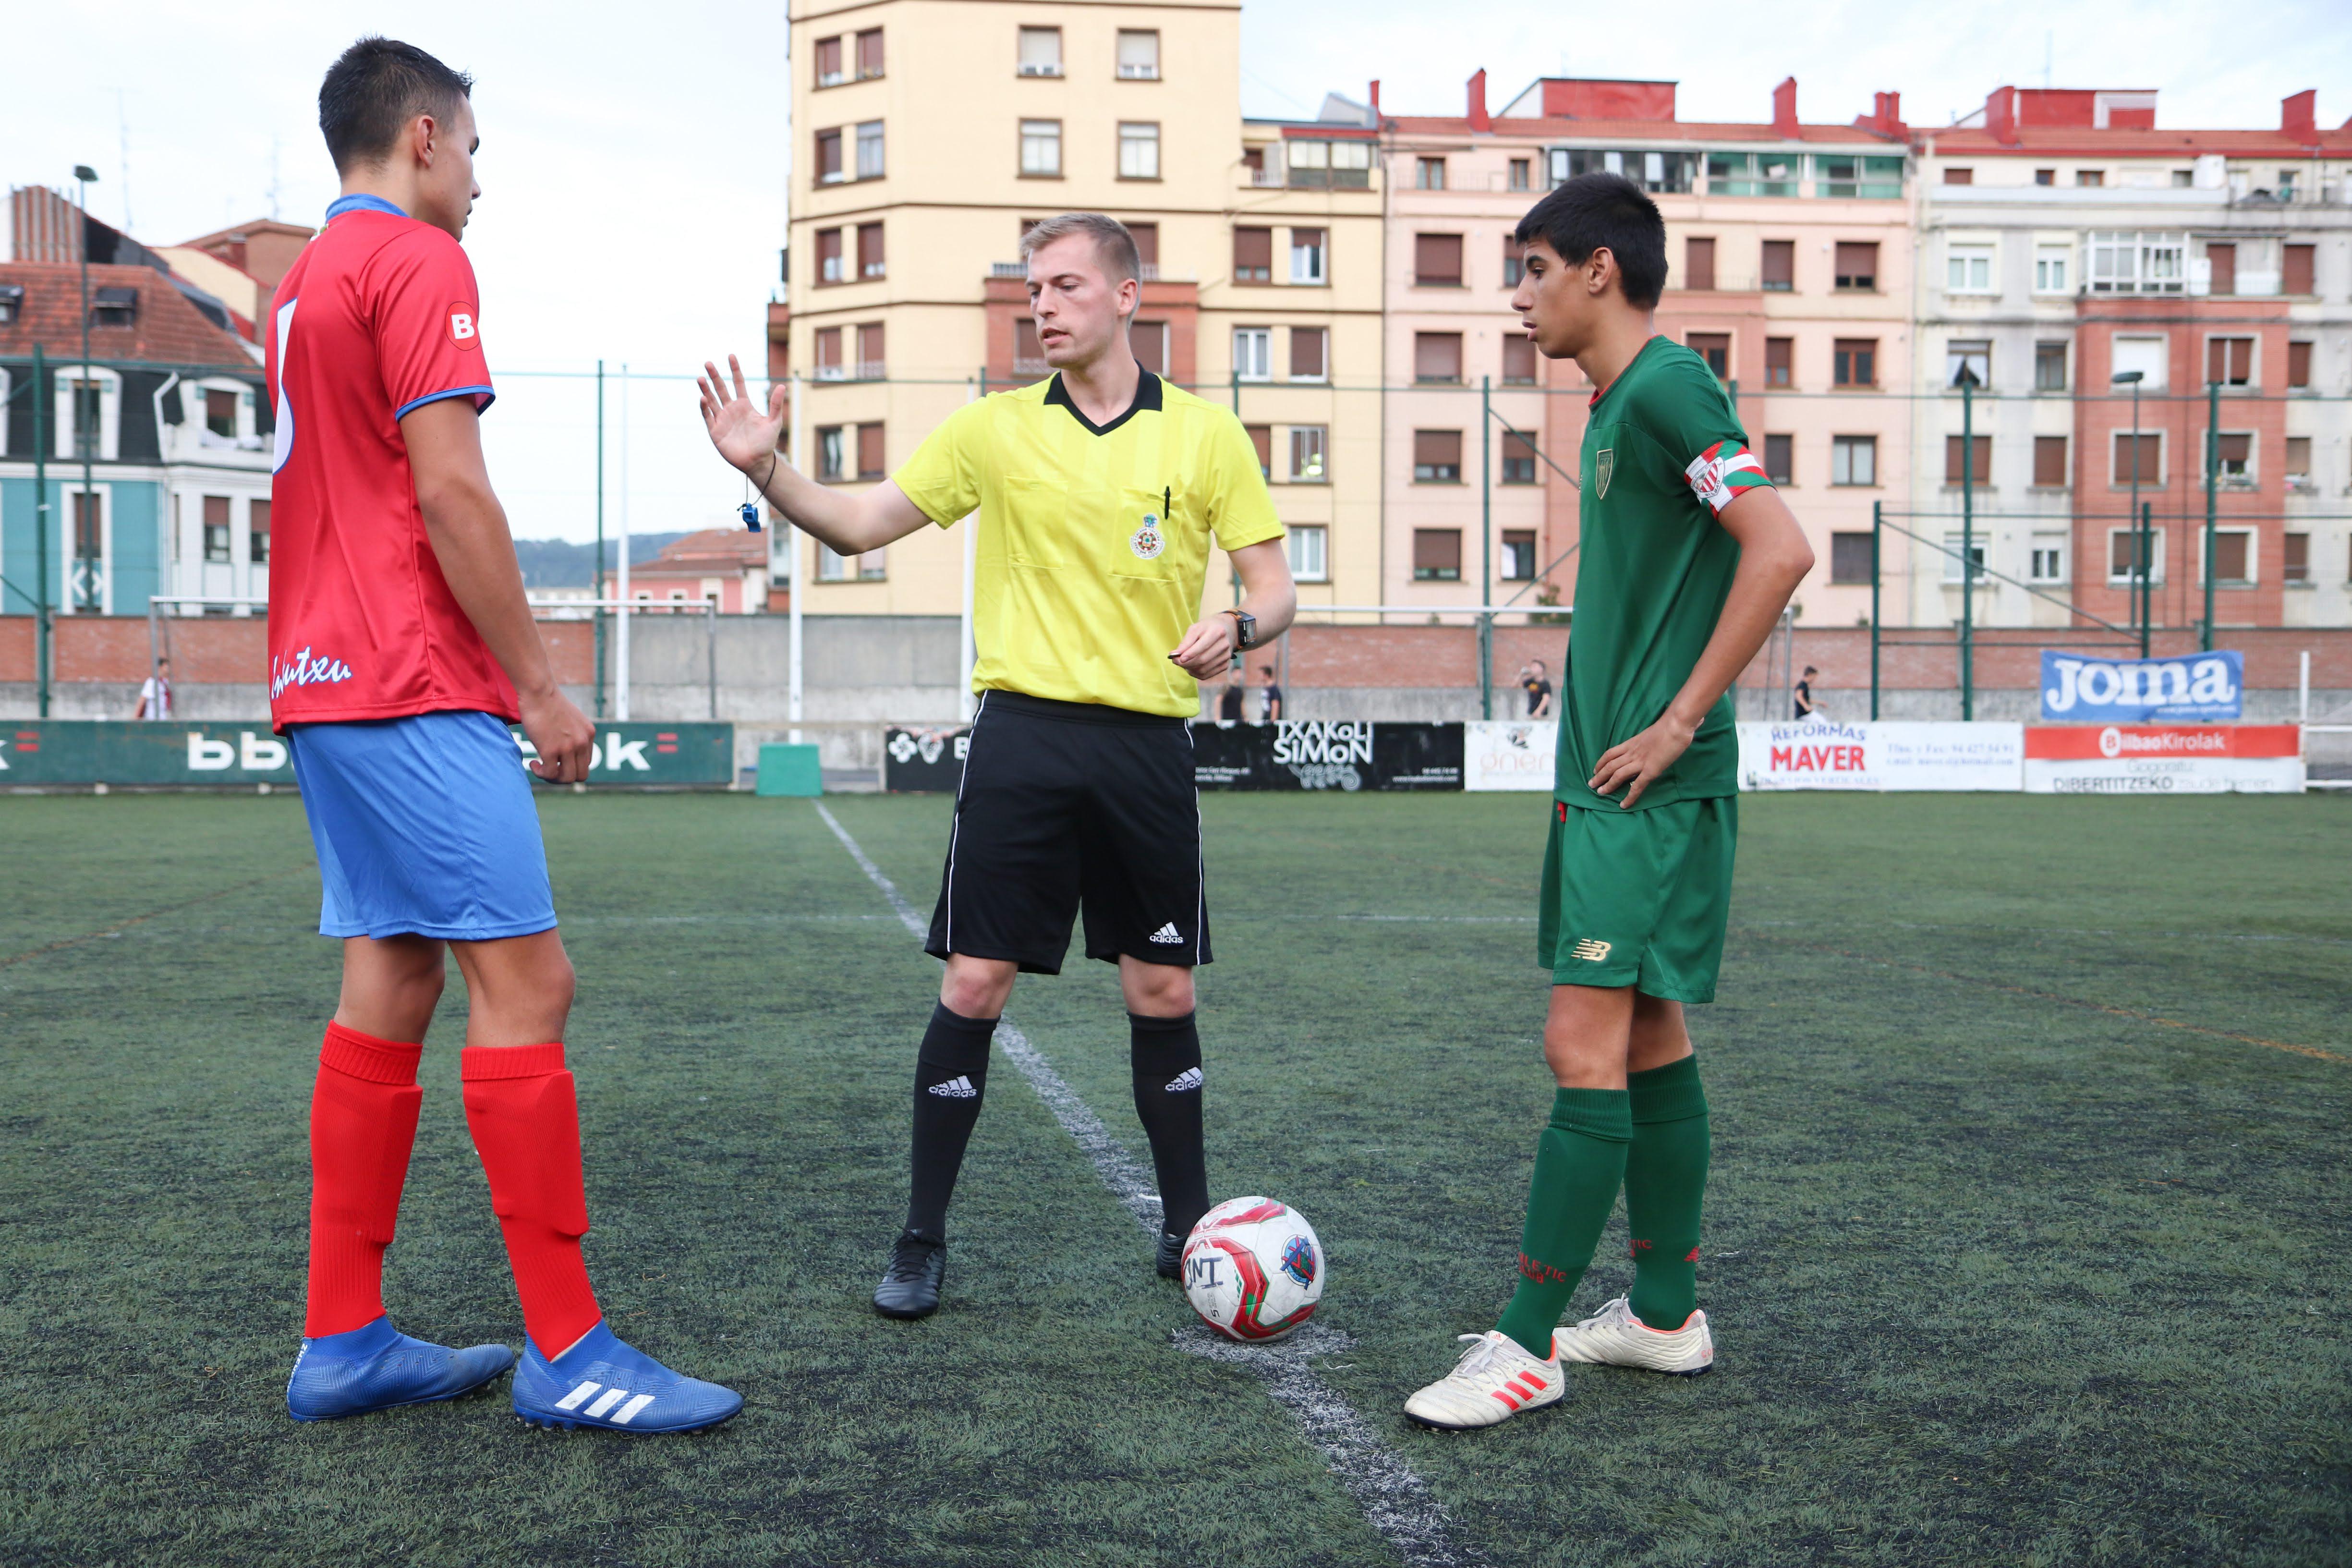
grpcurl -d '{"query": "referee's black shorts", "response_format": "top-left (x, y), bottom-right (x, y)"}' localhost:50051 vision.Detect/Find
top-left (926, 691), bottom-right (1210, 975)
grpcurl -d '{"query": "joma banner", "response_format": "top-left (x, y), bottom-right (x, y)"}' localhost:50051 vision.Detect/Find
top-left (2039, 650), bottom-right (2243, 723)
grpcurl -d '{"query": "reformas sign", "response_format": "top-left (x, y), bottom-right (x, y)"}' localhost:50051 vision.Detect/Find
top-left (2040, 650), bottom-right (2242, 723)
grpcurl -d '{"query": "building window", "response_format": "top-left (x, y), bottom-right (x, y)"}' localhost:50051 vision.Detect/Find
top-left (2206, 242), bottom-right (2237, 296)
top-left (2076, 170), bottom-right (2104, 187)
top-left (2087, 231), bottom-right (2185, 294)
top-left (1132, 320), bottom-right (1168, 376)
top-left (1501, 530), bottom-right (1537, 578)
top-left (857, 28), bottom-right (884, 78)
top-left (69, 377), bottom-right (106, 459)
top-left (250, 498), bottom-right (271, 565)
top-left (1128, 222), bottom-right (1158, 268)
top-left (1289, 327), bottom-right (1327, 381)
top-left (2206, 337), bottom-right (2253, 388)
top-left (814, 326), bottom-right (844, 379)
top-left (90, 286), bottom-right (137, 327)
top-left (2111, 334), bottom-right (2168, 389)
top-left (1508, 158), bottom-right (1531, 191)
top-left (1688, 333), bottom-right (1729, 380)
top-left (2034, 342), bottom-right (2068, 391)
top-left (816, 543), bottom-right (856, 582)
top-left (815, 128), bottom-right (843, 183)
top-left (1763, 433), bottom-right (1793, 484)
top-left (1764, 337), bottom-right (1792, 388)
top-left (1501, 434), bottom-right (1538, 486)
top-left (1412, 528), bottom-right (1463, 581)
top-left (2108, 527), bottom-right (2165, 583)
top-left (1414, 332), bottom-right (1463, 384)
top-left (1829, 532), bottom-right (1874, 583)
top-left (1018, 26), bottom-right (1062, 75)
top-left (1245, 424), bottom-right (1272, 479)
top-left (1290, 227), bottom-right (1326, 284)
top-left (1287, 525), bottom-right (1328, 583)
top-left (2112, 431), bottom-right (2161, 486)
top-left (204, 388), bottom-right (238, 438)
top-left (1414, 232), bottom-right (1463, 287)
top-left (1014, 319), bottom-right (1047, 374)
top-left (2034, 245), bottom-right (2071, 293)
top-left (1288, 425), bottom-right (1327, 482)
top-left (2036, 168), bottom-right (2056, 186)
top-left (1815, 154), bottom-right (1904, 197)
top-left (1685, 236), bottom-right (1716, 292)
top-left (2171, 169), bottom-right (2193, 187)
top-left (816, 228), bottom-right (844, 284)
top-left (858, 322), bottom-right (886, 379)
top-left (2285, 436), bottom-right (2313, 491)
top-left (0, 284), bottom-right (20, 325)
top-left (1706, 150), bottom-right (1797, 197)
top-left (2207, 529), bottom-right (2253, 583)
top-left (1947, 340), bottom-right (1990, 389)
top-left (1233, 327), bottom-right (1271, 380)
top-left (1019, 120), bottom-right (1062, 177)
top-left (2209, 431), bottom-right (2253, 484)
top-left (1832, 339), bottom-right (1876, 388)
top-left (1116, 29), bottom-right (1159, 79)
top-left (1947, 243), bottom-right (1994, 293)
top-left (2284, 244), bottom-right (2316, 296)
top-left (1502, 235), bottom-right (1525, 287)
top-left (1413, 431), bottom-right (1462, 484)
top-left (859, 424), bottom-right (886, 480)
top-left (2287, 341), bottom-right (2313, 389)
top-left (203, 495), bottom-right (231, 562)
top-left (2283, 532), bottom-right (2310, 582)
top-left (858, 222), bottom-right (885, 279)
top-left (1233, 226), bottom-right (1272, 282)
top-left (1416, 157), bottom-right (1446, 190)
top-left (1833, 242), bottom-right (1878, 291)
top-left (1118, 122), bottom-right (1160, 180)
top-left (1287, 137), bottom-right (1371, 189)
top-left (2030, 537), bottom-right (2065, 583)
top-left (1761, 239), bottom-right (1794, 292)
top-left (815, 35), bottom-right (844, 85)
top-left (1831, 435), bottom-right (1876, 486)
top-left (1944, 435), bottom-right (1991, 487)
top-left (817, 425), bottom-right (847, 482)
top-left (2033, 436), bottom-right (2070, 487)
top-left (1502, 335), bottom-right (1537, 385)
top-left (855, 121), bottom-right (885, 180)
top-left (1940, 535), bottom-right (1988, 583)
top-left (1943, 167), bottom-right (1973, 186)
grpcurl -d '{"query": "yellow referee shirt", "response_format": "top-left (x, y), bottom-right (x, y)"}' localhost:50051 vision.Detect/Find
top-left (894, 372), bottom-right (1285, 718)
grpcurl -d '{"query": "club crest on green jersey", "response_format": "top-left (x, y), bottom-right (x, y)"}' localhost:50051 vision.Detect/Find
top-left (1130, 514), bottom-right (1165, 560)
top-left (1594, 449), bottom-right (1614, 499)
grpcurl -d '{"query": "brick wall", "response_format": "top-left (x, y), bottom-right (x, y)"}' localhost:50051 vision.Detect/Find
top-left (0, 616), bottom-right (597, 685)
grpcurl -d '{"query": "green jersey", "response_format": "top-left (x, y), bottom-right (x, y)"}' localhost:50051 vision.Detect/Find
top-left (1553, 336), bottom-right (1770, 812)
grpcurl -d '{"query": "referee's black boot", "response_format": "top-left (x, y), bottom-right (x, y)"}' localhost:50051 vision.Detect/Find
top-left (874, 1229), bottom-right (947, 1319)
top-left (1156, 1229), bottom-right (1184, 1280)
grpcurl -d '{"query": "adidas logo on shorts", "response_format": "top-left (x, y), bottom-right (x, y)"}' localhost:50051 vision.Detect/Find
top-left (1149, 923), bottom-right (1184, 944)
top-left (1164, 1067), bottom-right (1203, 1093)
top-left (928, 1075), bottom-right (979, 1099)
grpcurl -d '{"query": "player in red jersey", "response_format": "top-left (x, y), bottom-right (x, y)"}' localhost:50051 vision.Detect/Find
top-left (273, 37), bottom-right (737, 1432)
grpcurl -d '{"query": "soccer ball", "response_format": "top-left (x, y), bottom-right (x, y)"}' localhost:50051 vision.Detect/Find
top-left (1181, 1196), bottom-right (1324, 1342)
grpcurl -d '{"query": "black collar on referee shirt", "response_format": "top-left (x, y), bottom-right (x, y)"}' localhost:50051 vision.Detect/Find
top-left (1044, 369), bottom-right (1162, 437)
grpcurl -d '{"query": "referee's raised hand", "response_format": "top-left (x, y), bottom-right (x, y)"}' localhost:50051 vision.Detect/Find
top-left (697, 354), bottom-right (787, 477)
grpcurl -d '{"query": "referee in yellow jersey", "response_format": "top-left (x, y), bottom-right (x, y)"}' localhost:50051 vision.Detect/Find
top-left (699, 212), bottom-right (1297, 1318)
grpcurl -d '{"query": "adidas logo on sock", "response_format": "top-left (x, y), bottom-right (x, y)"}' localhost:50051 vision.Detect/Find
top-left (1149, 923), bottom-right (1183, 944)
top-left (928, 1075), bottom-right (978, 1098)
top-left (1164, 1066), bottom-right (1203, 1093)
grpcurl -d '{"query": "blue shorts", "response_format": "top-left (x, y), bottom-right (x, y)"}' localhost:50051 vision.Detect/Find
top-left (288, 710), bottom-right (558, 942)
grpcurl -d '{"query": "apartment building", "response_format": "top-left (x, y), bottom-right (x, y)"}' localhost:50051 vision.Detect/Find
top-left (1382, 74), bottom-right (1914, 624)
top-left (1912, 87), bottom-right (2352, 633)
top-left (781, 0), bottom-right (1381, 617)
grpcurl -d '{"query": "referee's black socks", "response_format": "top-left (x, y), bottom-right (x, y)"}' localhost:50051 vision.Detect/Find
top-left (906, 1003), bottom-right (997, 1241)
top-left (1130, 1011), bottom-right (1210, 1243)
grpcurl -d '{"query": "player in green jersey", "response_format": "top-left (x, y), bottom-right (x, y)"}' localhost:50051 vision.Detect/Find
top-left (1406, 173), bottom-right (1814, 1431)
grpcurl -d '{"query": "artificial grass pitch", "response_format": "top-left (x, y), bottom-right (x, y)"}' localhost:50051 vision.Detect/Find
top-left (0, 789), bottom-right (2346, 1566)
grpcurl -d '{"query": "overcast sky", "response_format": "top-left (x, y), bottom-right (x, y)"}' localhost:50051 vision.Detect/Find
top-left (12, 0), bottom-right (2350, 543)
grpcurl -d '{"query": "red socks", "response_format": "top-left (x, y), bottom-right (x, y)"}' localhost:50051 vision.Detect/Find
top-left (304, 1023), bottom-right (424, 1337)
top-left (461, 1043), bottom-right (602, 1360)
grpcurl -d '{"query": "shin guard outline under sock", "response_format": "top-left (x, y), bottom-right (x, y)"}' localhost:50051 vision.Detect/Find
top-left (1495, 1087), bottom-right (1632, 1361)
top-left (1129, 1011), bottom-right (1209, 1242)
top-left (1625, 1053), bottom-right (1710, 1331)
top-left (305, 1023), bottom-right (424, 1337)
top-left (907, 1004), bottom-right (997, 1240)
top-left (461, 1043), bottom-right (601, 1360)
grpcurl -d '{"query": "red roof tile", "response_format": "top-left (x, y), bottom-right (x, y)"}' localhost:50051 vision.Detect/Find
top-left (0, 261), bottom-right (256, 371)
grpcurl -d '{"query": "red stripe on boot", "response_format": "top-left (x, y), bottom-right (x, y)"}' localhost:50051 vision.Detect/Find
top-left (304, 1022), bottom-right (424, 1337)
top-left (461, 1043), bottom-right (602, 1360)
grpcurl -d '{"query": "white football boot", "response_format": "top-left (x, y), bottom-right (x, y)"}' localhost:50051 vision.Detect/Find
top-left (1552, 1295), bottom-right (1713, 1375)
top-left (1402, 1330), bottom-right (1565, 1431)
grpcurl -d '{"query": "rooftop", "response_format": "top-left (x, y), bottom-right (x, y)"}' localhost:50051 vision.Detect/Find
top-left (0, 261), bottom-right (258, 371)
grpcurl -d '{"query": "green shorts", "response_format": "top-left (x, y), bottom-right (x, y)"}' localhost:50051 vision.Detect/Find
top-left (1536, 794), bottom-right (1737, 1002)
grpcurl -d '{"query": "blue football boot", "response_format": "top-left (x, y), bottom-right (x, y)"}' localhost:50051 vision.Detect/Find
top-left (511, 1320), bottom-right (742, 1433)
top-left (286, 1315), bottom-right (516, 1422)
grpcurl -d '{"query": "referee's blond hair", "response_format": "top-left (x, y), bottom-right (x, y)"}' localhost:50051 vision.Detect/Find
top-left (1018, 213), bottom-right (1142, 291)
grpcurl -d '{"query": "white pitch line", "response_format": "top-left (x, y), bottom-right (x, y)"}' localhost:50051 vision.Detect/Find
top-left (812, 802), bottom-right (1487, 1568)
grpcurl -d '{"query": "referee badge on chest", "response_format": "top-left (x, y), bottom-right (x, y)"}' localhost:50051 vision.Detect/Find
top-left (1130, 513), bottom-right (1166, 560)
top-left (1595, 449), bottom-right (1614, 499)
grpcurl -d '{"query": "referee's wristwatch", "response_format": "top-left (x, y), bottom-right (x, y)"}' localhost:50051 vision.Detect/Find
top-left (1222, 609), bottom-right (1258, 649)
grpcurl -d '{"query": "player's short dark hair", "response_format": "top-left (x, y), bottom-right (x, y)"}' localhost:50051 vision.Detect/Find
top-left (1260, 665), bottom-right (1275, 677)
top-left (1514, 173), bottom-right (1667, 309)
top-left (1019, 213), bottom-right (1141, 289)
top-left (319, 37), bottom-right (473, 174)
top-left (1803, 665), bottom-right (1819, 675)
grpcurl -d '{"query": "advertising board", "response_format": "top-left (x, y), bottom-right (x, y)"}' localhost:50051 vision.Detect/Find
top-left (883, 721), bottom-right (1468, 793)
top-left (2038, 650), bottom-right (2243, 723)
top-left (1736, 721), bottom-right (2025, 791)
top-left (2022, 725), bottom-right (2303, 793)
top-left (1464, 721), bottom-right (1558, 792)
top-left (0, 722), bottom-right (733, 788)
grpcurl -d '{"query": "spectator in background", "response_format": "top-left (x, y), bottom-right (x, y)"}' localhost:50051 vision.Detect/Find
top-left (134, 657), bottom-right (173, 720)
top-left (1520, 659), bottom-right (1554, 719)
top-left (1258, 664), bottom-right (1284, 723)
top-left (1217, 680), bottom-right (1246, 724)
top-left (1794, 665), bottom-right (1820, 722)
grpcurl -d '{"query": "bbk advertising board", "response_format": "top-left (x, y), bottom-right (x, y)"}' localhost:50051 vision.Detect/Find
top-left (1464, 720), bottom-right (1559, 792)
top-left (2022, 724), bottom-right (2304, 793)
top-left (2038, 650), bottom-right (2243, 723)
top-left (1736, 721), bottom-right (2025, 791)
top-left (0, 722), bottom-right (733, 788)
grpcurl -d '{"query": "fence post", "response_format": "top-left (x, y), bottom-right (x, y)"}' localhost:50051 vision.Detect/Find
top-left (2138, 499), bottom-right (2152, 659)
top-left (1869, 499), bottom-right (1881, 720)
top-left (1960, 376), bottom-right (1975, 722)
top-left (2201, 378), bottom-right (2219, 652)
top-left (33, 343), bottom-right (50, 717)
top-left (1479, 375), bottom-right (1492, 720)
top-left (594, 358), bottom-right (606, 718)
top-left (706, 603), bottom-right (717, 720)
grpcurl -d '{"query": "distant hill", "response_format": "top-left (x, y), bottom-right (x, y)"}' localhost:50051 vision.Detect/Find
top-left (512, 533), bottom-right (689, 588)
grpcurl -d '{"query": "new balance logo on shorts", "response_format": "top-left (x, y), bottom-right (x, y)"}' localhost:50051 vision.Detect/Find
top-left (554, 1382), bottom-right (659, 1425)
top-left (1164, 1066), bottom-right (1202, 1094)
top-left (1149, 923), bottom-right (1184, 944)
top-left (928, 1076), bottom-right (979, 1099)
top-left (1571, 938), bottom-right (1612, 962)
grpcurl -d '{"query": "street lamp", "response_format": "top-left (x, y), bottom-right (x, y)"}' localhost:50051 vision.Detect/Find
top-left (73, 164), bottom-right (98, 615)
top-left (2111, 368), bottom-right (2146, 656)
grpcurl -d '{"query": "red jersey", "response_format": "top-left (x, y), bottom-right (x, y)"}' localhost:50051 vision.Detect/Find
top-left (265, 193), bottom-right (511, 729)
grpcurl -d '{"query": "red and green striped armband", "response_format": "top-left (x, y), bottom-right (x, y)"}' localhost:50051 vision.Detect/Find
top-left (1682, 441), bottom-right (1772, 516)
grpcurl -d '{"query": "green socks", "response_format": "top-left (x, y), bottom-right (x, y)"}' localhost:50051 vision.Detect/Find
top-left (1625, 1053), bottom-right (1711, 1330)
top-left (1495, 1088), bottom-right (1631, 1360)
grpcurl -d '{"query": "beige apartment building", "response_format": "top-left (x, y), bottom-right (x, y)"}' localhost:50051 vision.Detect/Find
top-left (778, 0), bottom-right (1382, 619)
top-left (1381, 74), bottom-right (1916, 628)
